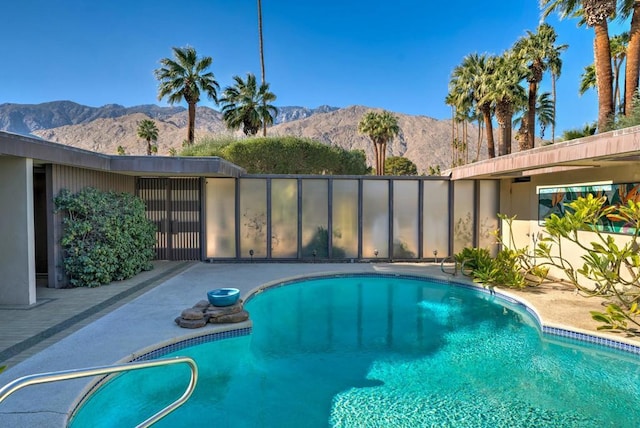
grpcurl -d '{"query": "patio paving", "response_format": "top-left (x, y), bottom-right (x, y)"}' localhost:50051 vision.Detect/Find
top-left (0, 262), bottom-right (637, 427)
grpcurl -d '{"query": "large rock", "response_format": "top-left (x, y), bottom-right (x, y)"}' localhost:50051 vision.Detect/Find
top-left (181, 308), bottom-right (205, 320)
top-left (204, 301), bottom-right (244, 318)
top-left (209, 310), bottom-right (250, 324)
top-left (174, 317), bottom-right (208, 329)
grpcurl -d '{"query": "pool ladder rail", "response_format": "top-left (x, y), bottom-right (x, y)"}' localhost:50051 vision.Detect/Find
top-left (0, 356), bottom-right (198, 428)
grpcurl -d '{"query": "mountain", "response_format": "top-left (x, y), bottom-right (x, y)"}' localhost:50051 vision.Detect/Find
top-left (2, 101), bottom-right (478, 172)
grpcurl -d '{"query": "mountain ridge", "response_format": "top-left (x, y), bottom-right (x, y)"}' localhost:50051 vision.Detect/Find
top-left (1, 101), bottom-right (477, 173)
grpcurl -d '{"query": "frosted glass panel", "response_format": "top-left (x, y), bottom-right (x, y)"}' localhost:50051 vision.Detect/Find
top-left (393, 181), bottom-right (418, 258)
top-left (332, 180), bottom-right (358, 258)
top-left (362, 180), bottom-right (389, 258)
top-left (479, 180), bottom-right (500, 255)
top-left (301, 180), bottom-right (328, 257)
top-left (239, 179), bottom-right (267, 258)
top-left (271, 179), bottom-right (298, 258)
top-left (423, 180), bottom-right (449, 257)
top-left (205, 178), bottom-right (236, 258)
top-left (453, 180), bottom-right (475, 253)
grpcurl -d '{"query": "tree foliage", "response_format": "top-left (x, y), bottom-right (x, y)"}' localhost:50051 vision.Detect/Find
top-left (535, 195), bottom-right (640, 333)
top-left (357, 110), bottom-right (400, 175)
top-left (136, 119), bottom-right (159, 155)
top-left (182, 136), bottom-right (368, 175)
top-left (220, 73), bottom-right (277, 136)
top-left (384, 156), bottom-right (418, 175)
top-left (155, 46), bottom-right (219, 144)
top-left (54, 188), bottom-right (156, 287)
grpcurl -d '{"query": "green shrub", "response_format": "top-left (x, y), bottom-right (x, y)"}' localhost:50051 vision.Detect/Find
top-left (55, 188), bottom-right (156, 287)
top-left (181, 136), bottom-right (368, 175)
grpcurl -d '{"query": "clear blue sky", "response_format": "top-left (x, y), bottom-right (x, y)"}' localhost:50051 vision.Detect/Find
top-left (0, 0), bottom-right (630, 135)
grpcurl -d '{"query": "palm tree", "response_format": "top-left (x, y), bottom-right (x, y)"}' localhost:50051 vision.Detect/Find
top-left (579, 64), bottom-right (597, 95)
top-left (541, 0), bottom-right (615, 132)
top-left (620, 0), bottom-right (640, 116)
top-left (155, 46), bottom-right (219, 145)
top-left (357, 110), bottom-right (400, 175)
top-left (484, 51), bottom-right (527, 156)
top-left (548, 48), bottom-right (564, 143)
top-left (257, 0), bottom-right (268, 136)
top-left (579, 32), bottom-right (628, 115)
top-left (137, 119), bottom-right (159, 155)
top-left (513, 23), bottom-right (567, 150)
top-left (514, 92), bottom-right (555, 141)
top-left (610, 32), bottom-right (629, 115)
top-left (448, 53), bottom-right (497, 158)
top-left (220, 73), bottom-right (277, 136)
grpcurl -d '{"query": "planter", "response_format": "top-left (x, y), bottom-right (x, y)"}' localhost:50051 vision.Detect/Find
top-left (207, 288), bottom-right (240, 307)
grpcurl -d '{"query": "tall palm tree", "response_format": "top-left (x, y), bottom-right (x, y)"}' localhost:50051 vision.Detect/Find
top-left (579, 32), bottom-right (628, 115)
top-left (548, 50), bottom-right (564, 143)
top-left (484, 51), bottom-right (527, 156)
top-left (220, 73), bottom-right (278, 136)
top-left (514, 92), bottom-right (556, 141)
top-left (513, 23), bottom-right (567, 150)
top-left (137, 119), bottom-right (159, 155)
top-left (610, 32), bottom-right (629, 115)
top-left (155, 46), bottom-right (219, 145)
top-left (257, 0), bottom-right (268, 136)
top-left (448, 53), bottom-right (497, 158)
top-left (541, 0), bottom-right (615, 132)
top-left (620, 0), bottom-right (640, 116)
top-left (357, 110), bottom-right (400, 175)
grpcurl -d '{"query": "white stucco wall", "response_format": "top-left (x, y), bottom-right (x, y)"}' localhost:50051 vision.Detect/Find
top-left (0, 157), bottom-right (36, 305)
top-left (500, 164), bottom-right (640, 284)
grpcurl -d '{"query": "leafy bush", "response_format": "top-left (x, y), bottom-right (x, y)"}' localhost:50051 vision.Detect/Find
top-left (385, 156), bottom-right (418, 175)
top-left (536, 195), bottom-right (640, 333)
top-left (181, 136), bottom-right (368, 175)
top-left (55, 188), bottom-right (156, 287)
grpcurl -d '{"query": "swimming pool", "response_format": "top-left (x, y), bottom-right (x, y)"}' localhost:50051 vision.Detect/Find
top-left (70, 274), bottom-right (640, 427)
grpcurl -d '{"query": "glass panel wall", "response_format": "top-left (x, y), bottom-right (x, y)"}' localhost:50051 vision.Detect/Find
top-left (205, 178), bottom-right (236, 258)
top-left (239, 179), bottom-right (267, 258)
top-left (423, 180), bottom-right (449, 257)
top-left (393, 181), bottom-right (418, 258)
top-left (453, 180), bottom-right (475, 254)
top-left (271, 179), bottom-right (299, 258)
top-left (331, 180), bottom-right (359, 259)
top-left (478, 180), bottom-right (500, 255)
top-left (301, 180), bottom-right (328, 257)
top-left (362, 180), bottom-right (389, 258)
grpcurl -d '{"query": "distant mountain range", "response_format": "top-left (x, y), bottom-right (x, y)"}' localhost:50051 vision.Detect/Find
top-left (0, 101), bottom-right (485, 173)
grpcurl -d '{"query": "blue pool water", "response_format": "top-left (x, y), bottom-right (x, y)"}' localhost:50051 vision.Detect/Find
top-left (70, 275), bottom-right (640, 427)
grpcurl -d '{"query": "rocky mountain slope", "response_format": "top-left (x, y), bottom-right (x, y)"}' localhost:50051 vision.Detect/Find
top-left (2, 101), bottom-right (483, 173)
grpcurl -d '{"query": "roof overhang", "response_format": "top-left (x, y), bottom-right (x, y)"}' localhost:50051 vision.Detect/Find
top-left (0, 131), bottom-right (246, 177)
top-left (447, 125), bottom-right (640, 180)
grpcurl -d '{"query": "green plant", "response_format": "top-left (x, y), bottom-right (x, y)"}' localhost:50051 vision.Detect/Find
top-left (535, 194), bottom-right (640, 333)
top-left (55, 188), bottom-right (156, 287)
top-left (454, 214), bottom-right (548, 289)
top-left (182, 136), bottom-right (368, 175)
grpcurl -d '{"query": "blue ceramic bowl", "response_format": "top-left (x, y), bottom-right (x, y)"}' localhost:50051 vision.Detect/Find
top-left (207, 288), bottom-right (240, 307)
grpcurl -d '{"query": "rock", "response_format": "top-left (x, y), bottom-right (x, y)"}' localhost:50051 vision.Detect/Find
top-left (193, 300), bottom-right (210, 310)
top-left (176, 317), bottom-right (207, 329)
top-left (181, 308), bottom-right (204, 320)
top-left (204, 301), bottom-right (243, 317)
top-left (209, 310), bottom-right (250, 324)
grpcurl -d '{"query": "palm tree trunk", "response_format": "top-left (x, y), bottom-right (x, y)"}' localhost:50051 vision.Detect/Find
top-left (594, 22), bottom-right (614, 131)
top-left (551, 73), bottom-right (557, 144)
top-left (480, 103), bottom-right (495, 158)
top-left (614, 61), bottom-right (622, 116)
top-left (146, 138), bottom-right (151, 156)
top-left (625, 4), bottom-right (640, 116)
top-left (188, 102), bottom-right (196, 144)
top-left (258, 0), bottom-right (267, 137)
top-left (527, 80), bottom-right (537, 149)
top-left (475, 117), bottom-right (483, 162)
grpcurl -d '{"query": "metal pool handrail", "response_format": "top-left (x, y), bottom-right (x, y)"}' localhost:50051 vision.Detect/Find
top-left (0, 356), bottom-right (198, 428)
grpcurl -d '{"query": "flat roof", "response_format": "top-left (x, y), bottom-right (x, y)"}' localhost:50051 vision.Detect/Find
top-left (0, 131), bottom-right (246, 177)
top-left (448, 125), bottom-right (640, 180)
